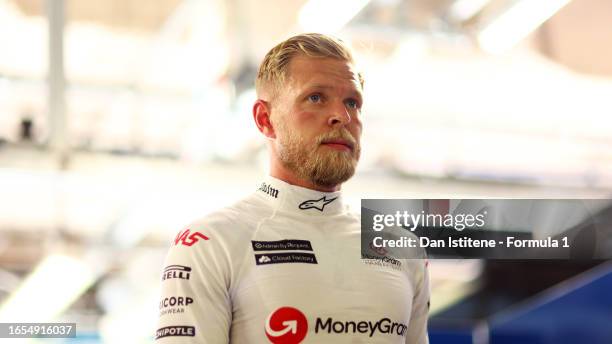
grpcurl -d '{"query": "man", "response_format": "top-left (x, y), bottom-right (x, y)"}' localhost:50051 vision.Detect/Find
top-left (156, 33), bottom-right (429, 343)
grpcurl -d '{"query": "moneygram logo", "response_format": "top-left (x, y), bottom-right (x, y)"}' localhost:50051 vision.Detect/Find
top-left (265, 307), bottom-right (308, 344)
top-left (265, 307), bottom-right (408, 342)
top-left (316, 317), bottom-right (408, 337)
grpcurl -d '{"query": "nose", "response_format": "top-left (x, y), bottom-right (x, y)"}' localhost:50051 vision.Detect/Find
top-left (327, 101), bottom-right (351, 127)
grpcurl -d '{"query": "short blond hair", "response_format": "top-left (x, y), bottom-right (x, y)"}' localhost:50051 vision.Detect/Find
top-left (255, 33), bottom-right (363, 99)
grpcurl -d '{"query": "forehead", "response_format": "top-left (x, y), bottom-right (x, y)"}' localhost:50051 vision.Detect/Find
top-left (286, 56), bottom-right (362, 92)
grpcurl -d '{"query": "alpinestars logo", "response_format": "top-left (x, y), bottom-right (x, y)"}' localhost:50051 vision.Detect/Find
top-left (174, 229), bottom-right (209, 247)
top-left (298, 196), bottom-right (337, 211)
top-left (265, 307), bottom-right (308, 344)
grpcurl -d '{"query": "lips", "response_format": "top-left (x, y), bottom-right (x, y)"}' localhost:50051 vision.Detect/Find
top-left (321, 139), bottom-right (354, 151)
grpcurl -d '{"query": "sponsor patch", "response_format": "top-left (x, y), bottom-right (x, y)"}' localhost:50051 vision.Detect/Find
top-left (298, 196), bottom-right (337, 211)
top-left (155, 325), bottom-right (195, 339)
top-left (255, 253), bottom-right (318, 265)
top-left (162, 265), bottom-right (191, 281)
top-left (174, 229), bottom-right (209, 247)
top-left (361, 253), bottom-right (403, 270)
top-left (259, 182), bottom-right (279, 198)
top-left (252, 240), bottom-right (313, 252)
top-left (159, 296), bottom-right (194, 317)
top-left (315, 317), bottom-right (408, 337)
top-left (265, 307), bottom-right (308, 343)
top-left (264, 307), bottom-right (409, 343)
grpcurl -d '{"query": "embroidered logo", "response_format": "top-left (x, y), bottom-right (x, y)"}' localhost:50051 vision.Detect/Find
top-left (298, 196), bottom-right (337, 212)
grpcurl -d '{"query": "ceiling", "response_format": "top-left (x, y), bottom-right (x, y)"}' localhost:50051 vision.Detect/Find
top-left (9, 0), bottom-right (612, 77)
top-left (542, 0), bottom-right (612, 76)
top-left (12, 0), bottom-right (182, 32)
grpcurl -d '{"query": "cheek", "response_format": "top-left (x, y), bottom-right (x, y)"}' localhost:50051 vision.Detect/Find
top-left (293, 106), bottom-right (322, 121)
top-left (292, 108), bottom-right (327, 132)
top-left (350, 121), bottom-right (363, 140)
top-left (280, 110), bottom-right (317, 141)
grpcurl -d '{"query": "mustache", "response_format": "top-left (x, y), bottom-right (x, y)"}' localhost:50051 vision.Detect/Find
top-left (315, 130), bottom-right (358, 147)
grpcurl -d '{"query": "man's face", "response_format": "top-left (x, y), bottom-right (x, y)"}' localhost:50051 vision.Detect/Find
top-left (270, 56), bottom-right (363, 189)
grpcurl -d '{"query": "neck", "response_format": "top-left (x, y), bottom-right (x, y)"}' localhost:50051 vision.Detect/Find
top-left (256, 176), bottom-right (346, 216)
top-left (270, 164), bottom-right (341, 193)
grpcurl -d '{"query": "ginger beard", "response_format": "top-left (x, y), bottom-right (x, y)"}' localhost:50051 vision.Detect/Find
top-left (273, 118), bottom-right (361, 188)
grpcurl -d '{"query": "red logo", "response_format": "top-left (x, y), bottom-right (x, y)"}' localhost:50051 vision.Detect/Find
top-left (174, 229), bottom-right (209, 247)
top-left (265, 307), bottom-right (308, 344)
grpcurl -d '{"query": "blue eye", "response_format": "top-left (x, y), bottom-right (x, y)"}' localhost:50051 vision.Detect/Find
top-left (308, 94), bottom-right (321, 103)
top-left (346, 99), bottom-right (359, 109)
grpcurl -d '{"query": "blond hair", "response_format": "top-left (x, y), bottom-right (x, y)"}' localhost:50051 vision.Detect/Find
top-left (255, 33), bottom-right (363, 99)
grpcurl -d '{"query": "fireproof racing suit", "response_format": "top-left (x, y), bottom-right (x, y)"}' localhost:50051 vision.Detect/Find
top-left (156, 176), bottom-right (430, 343)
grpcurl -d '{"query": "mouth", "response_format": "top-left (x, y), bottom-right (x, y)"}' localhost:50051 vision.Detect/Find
top-left (321, 139), bottom-right (354, 152)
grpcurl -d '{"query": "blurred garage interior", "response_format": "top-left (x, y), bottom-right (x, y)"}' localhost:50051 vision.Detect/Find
top-left (0, 0), bottom-right (611, 342)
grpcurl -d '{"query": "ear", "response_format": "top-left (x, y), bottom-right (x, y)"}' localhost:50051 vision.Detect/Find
top-left (253, 99), bottom-right (276, 139)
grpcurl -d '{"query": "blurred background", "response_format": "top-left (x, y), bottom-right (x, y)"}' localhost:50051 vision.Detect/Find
top-left (0, 0), bottom-right (611, 342)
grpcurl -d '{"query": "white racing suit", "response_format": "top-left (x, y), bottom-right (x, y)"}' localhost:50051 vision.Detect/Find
top-left (156, 176), bottom-right (429, 343)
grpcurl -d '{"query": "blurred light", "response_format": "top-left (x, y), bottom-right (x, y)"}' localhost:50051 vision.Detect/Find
top-left (98, 252), bottom-right (163, 343)
top-left (449, 0), bottom-right (491, 21)
top-left (0, 269), bottom-right (20, 294)
top-left (0, 2), bottom-right (46, 77)
top-left (0, 254), bottom-right (96, 322)
top-left (299, 0), bottom-right (370, 33)
top-left (478, 0), bottom-right (572, 54)
top-left (99, 289), bottom-right (159, 344)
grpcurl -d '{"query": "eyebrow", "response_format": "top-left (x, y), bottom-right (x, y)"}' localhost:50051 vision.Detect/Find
top-left (308, 84), bottom-right (334, 89)
top-left (304, 84), bottom-right (363, 100)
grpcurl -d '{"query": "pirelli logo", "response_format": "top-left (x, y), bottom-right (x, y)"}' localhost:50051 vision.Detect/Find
top-left (162, 265), bottom-right (191, 281)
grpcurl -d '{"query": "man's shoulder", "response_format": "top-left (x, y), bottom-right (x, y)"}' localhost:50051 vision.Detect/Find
top-left (185, 193), bottom-right (271, 235)
top-left (166, 194), bottom-right (269, 257)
